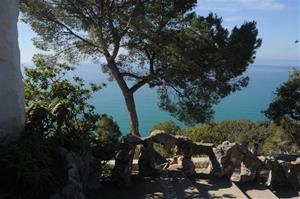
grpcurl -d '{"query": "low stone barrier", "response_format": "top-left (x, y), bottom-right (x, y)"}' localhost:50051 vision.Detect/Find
top-left (110, 130), bottom-right (300, 190)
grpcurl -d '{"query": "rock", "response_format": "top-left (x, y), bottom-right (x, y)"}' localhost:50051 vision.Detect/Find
top-left (55, 147), bottom-right (68, 158)
top-left (214, 141), bottom-right (263, 182)
top-left (287, 158), bottom-right (300, 190)
top-left (61, 184), bottom-right (84, 199)
top-left (138, 139), bottom-right (168, 177)
top-left (176, 137), bottom-right (196, 176)
top-left (181, 156), bottom-right (195, 176)
top-left (79, 152), bottom-right (102, 192)
top-left (0, 0), bottom-right (25, 142)
top-left (55, 149), bottom-right (101, 199)
top-left (265, 159), bottom-right (290, 188)
top-left (111, 143), bottom-right (132, 187)
top-left (66, 152), bottom-right (78, 169)
top-left (274, 154), bottom-right (300, 162)
top-left (0, 193), bottom-right (18, 199)
top-left (49, 193), bottom-right (63, 199)
top-left (68, 167), bottom-right (80, 182)
top-left (147, 130), bottom-right (178, 149)
top-left (192, 143), bottom-right (222, 176)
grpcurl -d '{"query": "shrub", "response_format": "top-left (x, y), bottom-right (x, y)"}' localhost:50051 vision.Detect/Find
top-left (175, 120), bottom-right (296, 154)
top-left (0, 132), bottom-right (64, 199)
top-left (176, 122), bottom-right (227, 145)
top-left (24, 54), bottom-right (105, 150)
top-left (150, 120), bottom-right (181, 134)
top-left (96, 114), bottom-right (122, 145)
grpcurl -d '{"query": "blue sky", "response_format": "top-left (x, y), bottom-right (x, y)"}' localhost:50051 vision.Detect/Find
top-left (18, 0), bottom-right (299, 66)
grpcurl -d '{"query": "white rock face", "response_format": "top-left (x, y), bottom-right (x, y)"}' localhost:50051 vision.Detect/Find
top-left (0, 0), bottom-right (25, 142)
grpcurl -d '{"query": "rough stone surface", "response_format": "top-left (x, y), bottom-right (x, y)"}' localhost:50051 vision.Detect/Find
top-left (265, 158), bottom-right (290, 188)
top-left (0, 0), bottom-right (25, 142)
top-left (111, 135), bottom-right (143, 187)
top-left (214, 141), bottom-right (263, 182)
top-left (50, 148), bottom-right (102, 199)
top-left (138, 140), bottom-right (168, 177)
top-left (111, 133), bottom-right (299, 191)
top-left (176, 137), bottom-right (196, 176)
top-left (289, 158), bottom-right (300, 189)
top-left (111, 142), bottom-right (135, 187)
top-left (114, 131), bottom-right (224, 181)
top-left (192, 143), bottom-right (223, 176)
top-left (49, 193), bottom-right (63, 199)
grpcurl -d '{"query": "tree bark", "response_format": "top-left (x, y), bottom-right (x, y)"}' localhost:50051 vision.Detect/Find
top-left (107, 60), bottom-right (140, 136)
top-left (123, 91), bottom-right (140, 136)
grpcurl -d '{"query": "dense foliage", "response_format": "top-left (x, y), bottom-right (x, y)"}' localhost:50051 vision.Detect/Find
top-left (151, 120), bottom-right (298, 156)
top-left (20, 0), bottom-right (261, 135)
top-left (264, 70), bottom-right (300, 122)
top-left (24, 54), bottom-right (105, 149)
top-left (264, 69), bottom-right (300, 146)
top-left (177, 120), bottom-right (298, 154)
top-left (96, 114), bottom-right (122, 145)
top-left (0, 131), bottom-right (63, 198)
top-left (0, 55), bottom-right (122, 198)
top-left (150, 120), bottom-right (181, 135)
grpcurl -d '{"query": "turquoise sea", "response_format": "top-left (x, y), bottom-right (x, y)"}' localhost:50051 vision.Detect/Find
top-left (65, 64), bottom-right (298, 136)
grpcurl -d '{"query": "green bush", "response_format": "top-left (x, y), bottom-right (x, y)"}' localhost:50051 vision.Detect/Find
top-left (150, 120), bottom-right (181, 134)
top-left (24, 54), bottom-right (104, 150)
top-left (175, 120), bottom-right (296, 154)
top-left (176, 122), bottom-right (227, 145)
top-left (0, 132), bottom-right (64, 199)
top-left (0, 54), bottom-right (122, 198)
top-left (261, 124), bottom-right (292, 154)
top-left (96, 114), bottom-right (122, 145)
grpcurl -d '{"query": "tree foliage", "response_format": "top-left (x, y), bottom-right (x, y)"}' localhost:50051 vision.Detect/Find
top-left (24, 54), bottom-right (104, 148)
top-left (264, 69), bottom-right (300, 122)
top-left (96, 114), bottom-right (122, 145)
top-left (20, 0), bottom-right (261, 134)
top-left (264, 69), bottom-right (300, 146)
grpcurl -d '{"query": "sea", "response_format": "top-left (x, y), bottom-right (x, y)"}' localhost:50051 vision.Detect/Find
top-left (62, 63), bottom-right (298, 136)
top-left (23, 63), bottom-right (299, 136)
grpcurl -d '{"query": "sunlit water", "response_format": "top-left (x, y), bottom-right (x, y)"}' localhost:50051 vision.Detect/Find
top-left (23, 63), bottom-right (298, 136)
top-left (64, 65), bottom-right (293, 135)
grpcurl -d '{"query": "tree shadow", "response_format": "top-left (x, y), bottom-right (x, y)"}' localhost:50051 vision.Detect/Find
top-left (190, 173), bottom-right (244, 199)
top-left (271, 187), bottom-right (300, 199)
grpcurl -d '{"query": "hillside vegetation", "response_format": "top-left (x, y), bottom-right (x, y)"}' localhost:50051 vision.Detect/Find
top-left (152, 120), bottom-right (299, 155)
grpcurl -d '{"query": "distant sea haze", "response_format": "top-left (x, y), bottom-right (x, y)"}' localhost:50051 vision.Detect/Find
top-left (22, 63), bottom-right (299, 136)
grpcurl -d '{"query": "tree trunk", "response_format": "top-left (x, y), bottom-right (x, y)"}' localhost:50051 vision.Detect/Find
top-left (107, 60), bottom-right (140, 136)
top-left (123, 92), bottom-right (140, 136)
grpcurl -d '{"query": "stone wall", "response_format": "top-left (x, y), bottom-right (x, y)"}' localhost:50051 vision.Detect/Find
top-left (0, 0), bottom-right (25, 142)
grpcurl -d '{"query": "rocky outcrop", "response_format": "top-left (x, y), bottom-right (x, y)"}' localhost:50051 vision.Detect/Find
top-left (110, 133), bottom-right (299, 189)
top-left (265, 158), bottom-right (290, 188)
top-left (265, 157), bottom-right (300, 190)
top-left (0, 0), bottom-right (25, 142)
top-left (192, 143), bottom-right (223, 176)
top-left (111, 130), bottom-right (225, 187)
top-left (211, 141), bottom-right (264, 182)
top-left (50, 147), bottom-right (101, 199)
top-left (111, 135), bottom-right (143, 187)
top-left (289, 158), bottom-right (300, 189)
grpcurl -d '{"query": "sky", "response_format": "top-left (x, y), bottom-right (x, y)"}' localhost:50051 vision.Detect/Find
top-left (18, 0), bottom-right (299, 66)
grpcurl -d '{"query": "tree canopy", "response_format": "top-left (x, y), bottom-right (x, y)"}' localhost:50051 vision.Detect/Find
top-left (20, 0), bottom-right (261, 134)
top-left (264, 69), bottom-right (300, 123)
